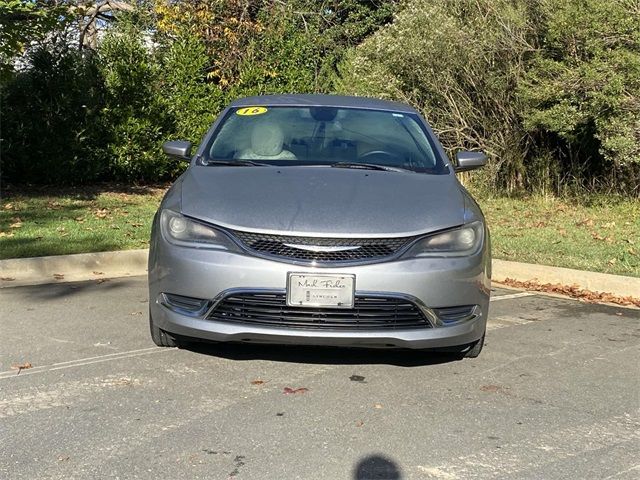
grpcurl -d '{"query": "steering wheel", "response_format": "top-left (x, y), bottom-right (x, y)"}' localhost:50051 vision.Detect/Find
top-left (358, 150), bottom-right (402, 164)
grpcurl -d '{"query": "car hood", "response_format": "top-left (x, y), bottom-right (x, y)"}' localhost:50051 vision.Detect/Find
top-left (180, 166), bottom-right (465, 237)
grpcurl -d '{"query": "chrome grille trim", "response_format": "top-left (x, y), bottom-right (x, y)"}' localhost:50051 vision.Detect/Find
top-left (228, 230), bottom-right (417, 265)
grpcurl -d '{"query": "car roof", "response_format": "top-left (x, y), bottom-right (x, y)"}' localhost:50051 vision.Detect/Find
top-left (229, 94), bottom-right (418, 114)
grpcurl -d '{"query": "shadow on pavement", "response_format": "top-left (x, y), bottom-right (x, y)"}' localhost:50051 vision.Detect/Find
top-left (353, 454), bottom-right (403, 479)
top-left (184, 341), bottom-right (462, 367)
top-left (12, 277), bottom-right (137, 300)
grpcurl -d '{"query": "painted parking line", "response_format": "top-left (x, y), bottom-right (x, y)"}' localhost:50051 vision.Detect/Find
top-left (487, 316), bottom-right (535, 331)
top-left (0, 347), bottom-right (176, 380)
top-left (0, 292), bottom-right (540, 380)
top-left (490, 291), bottom-right (536, 302)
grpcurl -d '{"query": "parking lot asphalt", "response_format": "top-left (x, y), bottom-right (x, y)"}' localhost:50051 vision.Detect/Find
top-left (0, 277), bottom-right (638, 480)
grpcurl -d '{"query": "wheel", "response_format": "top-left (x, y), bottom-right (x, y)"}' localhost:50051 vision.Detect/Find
top-left (463, 334), bottom-right (485, 358)
top-left (149, 311), bottom-right (178, 347)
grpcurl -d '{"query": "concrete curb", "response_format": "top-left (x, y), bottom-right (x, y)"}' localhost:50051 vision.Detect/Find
top-left (1, 250), bottom-right (638, 298)
top-left (0, 249), bottom-right (148, 288)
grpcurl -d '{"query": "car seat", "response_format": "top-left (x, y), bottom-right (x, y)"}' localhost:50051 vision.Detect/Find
top-left (238, 122), bottom-right (297, 160)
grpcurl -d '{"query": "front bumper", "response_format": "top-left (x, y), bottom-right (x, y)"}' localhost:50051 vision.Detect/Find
top-left (148, 236), bottom-right (491, 349)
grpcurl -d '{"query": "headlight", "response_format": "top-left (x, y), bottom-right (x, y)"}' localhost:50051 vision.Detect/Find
top-left (403, 221), bottom-right (484, 258)
top-left (160, 209), bottom-right (239, 250)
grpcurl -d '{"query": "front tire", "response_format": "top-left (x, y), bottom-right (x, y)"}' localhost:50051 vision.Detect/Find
top-left (150, 312), bottom-right (178, 347)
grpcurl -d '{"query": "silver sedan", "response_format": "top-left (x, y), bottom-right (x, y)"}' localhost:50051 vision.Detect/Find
top-left (148, 95), bottom-right (491, 358)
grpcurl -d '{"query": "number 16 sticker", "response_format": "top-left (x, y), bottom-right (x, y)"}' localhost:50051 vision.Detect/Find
top-left (236, 107), bottom-right (268, 116)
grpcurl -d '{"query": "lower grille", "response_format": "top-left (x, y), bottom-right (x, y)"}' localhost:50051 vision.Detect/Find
top-left (206, 292), bottom-right (432, 330)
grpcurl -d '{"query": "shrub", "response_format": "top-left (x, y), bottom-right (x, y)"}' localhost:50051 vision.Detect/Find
top-left (1, 43), bottom-right (108, 184)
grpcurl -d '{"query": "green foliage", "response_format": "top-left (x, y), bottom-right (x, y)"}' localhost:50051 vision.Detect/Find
top-left (519, 0), bottom-right (640, 166)
top-left (2, 0), bottom-right (637, 196)
top-left (1, 43), bottom-right (108, 184)
top-left (338, 0), bottom-right (640, 195)
top-left (338, 0), bottom-right (535, 191)
top-left (0, 0), bottom-right (65, 77)
top-left (97, 21), bottom-right (171, 181)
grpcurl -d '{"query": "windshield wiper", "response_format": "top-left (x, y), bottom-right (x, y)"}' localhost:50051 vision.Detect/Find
top-left (330, 162), bottom-right (407, 172)
top-left (202, 159), bottom-right (271, 167)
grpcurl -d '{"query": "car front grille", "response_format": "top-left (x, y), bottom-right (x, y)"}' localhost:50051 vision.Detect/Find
top-left (206, 292), bottom-right (432, 330)
top-left (229, 230), bottom-right (415, 264)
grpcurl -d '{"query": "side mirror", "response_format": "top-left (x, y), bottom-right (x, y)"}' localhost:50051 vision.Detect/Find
top-left (454, 151), bottom-right (487, 172)
top-left (162, 140), bottom-right (193, 162)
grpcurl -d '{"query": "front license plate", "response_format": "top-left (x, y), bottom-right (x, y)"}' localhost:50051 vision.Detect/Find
top-left (287, 273), bottom-right (355, 308)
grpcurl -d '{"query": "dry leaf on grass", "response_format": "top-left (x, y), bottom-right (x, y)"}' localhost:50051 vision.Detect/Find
top-left (94, 208), bottom-right (109, 219)
top-left (0, 231), bottom-right (14, 237)
top-left (283, 387), bottom-right (309, 395)
top-left (576, 218), bottom-right (594, 227)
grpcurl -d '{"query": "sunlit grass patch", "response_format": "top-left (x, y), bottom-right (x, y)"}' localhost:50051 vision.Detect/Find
top-left (0, 185), bottom-right (166, 260)
top-left (477, 195), bottom-right (640, 277)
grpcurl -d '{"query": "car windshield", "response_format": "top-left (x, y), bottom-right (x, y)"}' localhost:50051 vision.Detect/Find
top-left (203, 106), bottom-right (448, 174)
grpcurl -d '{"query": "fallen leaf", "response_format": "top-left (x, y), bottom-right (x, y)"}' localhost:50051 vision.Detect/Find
top-left (11, 362), bottom-right (33, 374)
top-left (499, 278), bottom-right (640, 308)
top-left (355, 420), bottom-right (364, 427)
top-left (576, 218), bottom-right (594, 227)
top-left (94, 208), bottom-right (109, 219)
top-left (129, 222), bottom-right (143, 228)
top-left (480, 384), bottom-right (502, 393)
top-left (3, 203), bottom-right (13, 210)
top-left (602, 222), bottom-right (616, 229)
top-left (9, 222), bottom-right (22, 229)
top-left (283, 387), bottom-right (309, 395)
top-left (129, 311), bottom-right (142, 316)
top-left (373, 403), bottom-right (383, 409)
top-left (57, 455), bottom-right (70, 462)
top-left (53, 273), bottom-right (65, 280)
top-left (349, 375), bottom-right (366, 382)
top-left (1, 277), bottom-right (15, 281)
top-left (250, 379), bottom-right (266, 385)
top-left (607, 258), bottom-right (617, 265)
top-left (93, 271), bottom-right (104, 275)
top-left (0, 232), bottom-right (14, 238)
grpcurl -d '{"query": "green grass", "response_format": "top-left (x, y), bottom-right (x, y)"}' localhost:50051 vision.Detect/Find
top-left (476, 195), bottom-right (640, 277)
top-left (0, 185), bottom-right (165, 260)
top-left (1, 185), bottom-right (638, 278)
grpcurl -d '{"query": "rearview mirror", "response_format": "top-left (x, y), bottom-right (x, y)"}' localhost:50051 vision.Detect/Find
top-left (162, 140), bottom-right (193, 162)
top-left (454, 151), bottom-right (487, 172)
